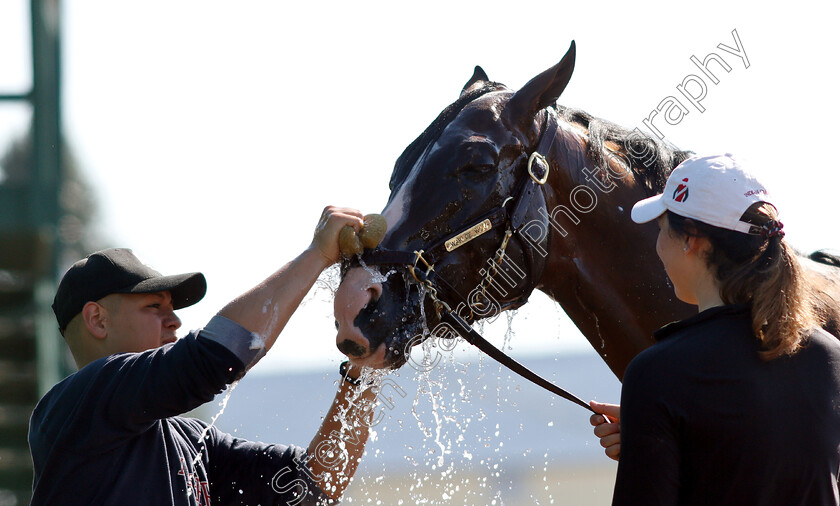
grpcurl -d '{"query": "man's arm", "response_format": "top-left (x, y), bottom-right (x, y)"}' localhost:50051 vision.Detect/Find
top-left (207, 363), bottom-right (388, 505)
top-left (215, 206), bottom-right (392, 501)
top-left (217, 206), bottom-right (363, 355)
top-left (305, 362), bottom-right (384, 501)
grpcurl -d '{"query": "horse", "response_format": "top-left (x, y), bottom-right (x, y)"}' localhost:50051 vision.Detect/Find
top-left (333, 41), bottom-right (840, 380)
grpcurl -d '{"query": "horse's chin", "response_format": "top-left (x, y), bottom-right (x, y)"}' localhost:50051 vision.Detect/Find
top-left (386, 320), bottom-right (427, 369)
top-left (334, 319), bottom-right (425, 370)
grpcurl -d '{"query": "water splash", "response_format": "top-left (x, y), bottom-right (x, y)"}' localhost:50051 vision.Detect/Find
top-left (334, 282), bottom-right (574, 504)
top-left (357, 255), bottom-right (397, 286)
top-left (502, 309), bottom-right (518, 351)
top-left (191, 380), bottom-right (239, 470)
top-left (408, 284), bottom-right (451, 467)
top-left (328, 366), bottom-right (388, 491)
top-left (410, 349), bottom-right (449, 467)
top-left (592, 311), bottom-right (605, 350)
top-left (313, 264), bottom-right (342, 299)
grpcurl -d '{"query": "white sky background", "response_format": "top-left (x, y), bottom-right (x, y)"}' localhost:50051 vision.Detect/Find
top-left (3, 1), bottom-right (839, 375)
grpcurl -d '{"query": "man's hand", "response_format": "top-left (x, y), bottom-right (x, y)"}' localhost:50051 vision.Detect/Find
top-left (590, 400), bottom-right (621, 461)
top-left (218, 205), bottom-right (364, 355)
top-left (311, 206), bottom-right (364, 265)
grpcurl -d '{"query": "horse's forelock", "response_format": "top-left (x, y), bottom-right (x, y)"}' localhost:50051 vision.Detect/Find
top-left (388, 83), bottom-right (507, 193)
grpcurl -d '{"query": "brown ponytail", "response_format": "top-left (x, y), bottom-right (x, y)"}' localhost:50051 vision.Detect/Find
top-left (667, 203), bottom-right (820, 360)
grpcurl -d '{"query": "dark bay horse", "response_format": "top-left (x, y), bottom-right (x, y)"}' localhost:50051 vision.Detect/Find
top-left (334, 42), bottom-right (840, 380)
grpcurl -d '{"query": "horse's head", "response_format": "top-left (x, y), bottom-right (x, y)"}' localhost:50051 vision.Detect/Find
top-left (334, 43), bottom-right (579, 368)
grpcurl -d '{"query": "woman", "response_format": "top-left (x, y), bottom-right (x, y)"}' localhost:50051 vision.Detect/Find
top-left (591, 154), bottom-right (840, 504)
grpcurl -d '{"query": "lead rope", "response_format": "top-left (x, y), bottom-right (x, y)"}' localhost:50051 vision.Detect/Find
top-left (441, 310), bottom-right (593, 412)
top-left (418, 109), bottom-right (593, 412)
top-left (415, 276), bottom-right (593, 412)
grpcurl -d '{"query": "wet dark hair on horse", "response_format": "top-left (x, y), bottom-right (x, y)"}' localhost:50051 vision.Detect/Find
top-left (666, 204), bottom-right (821, 360)
top-left (388, 78), bottom-right (692, 199)
top-left (556, 106), bottom-right (693, 196)
top-left (389, 83), bottom-right (507, 192)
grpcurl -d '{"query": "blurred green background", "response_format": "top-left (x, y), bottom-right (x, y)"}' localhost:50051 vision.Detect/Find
top-left (0, 2), bottom-right (90, 503)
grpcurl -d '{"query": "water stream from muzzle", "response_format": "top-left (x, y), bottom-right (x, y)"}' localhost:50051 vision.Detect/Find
top-left (329, 264), bottom-right (573, 503)
top-left (399, 319), bottom-right (521, 505)
top-left (188, 264), bottom-right (525, 504)
top-left (327, 366), bottom-right (388, 496)
top-left (410, 284), bottom-right (450, 467)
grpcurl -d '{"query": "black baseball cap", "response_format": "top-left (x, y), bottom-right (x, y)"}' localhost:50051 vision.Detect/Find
top-left (52, 248), bottom-right (207, 331)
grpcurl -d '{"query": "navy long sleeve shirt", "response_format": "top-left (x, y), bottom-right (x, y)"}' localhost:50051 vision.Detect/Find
top-left (613, 305), bottom-right (840, 505)
top-left (29, 316), bottom-right (329, 505)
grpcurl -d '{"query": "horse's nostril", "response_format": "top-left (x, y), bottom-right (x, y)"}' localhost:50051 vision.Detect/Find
top-left (335, 319), bottom-right (340, 330)
top-left (362, 289), bottom-right (381, 311)
top-left (337, 339), bottom-right (368, 357)
top-left (368, 285), bottom-right (382, 303)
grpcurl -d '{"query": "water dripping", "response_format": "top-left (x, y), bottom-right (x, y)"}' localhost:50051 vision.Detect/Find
top-left (502, 309), bottom-right (518, 351)
top-left (192, 380), bottom-right (239, 469)
top-left (592, 312), bottom-right (605, 349)
top-left (357, 256), bottom-right (396, 285)
top-left (330, 367), bottom-right (389, 489)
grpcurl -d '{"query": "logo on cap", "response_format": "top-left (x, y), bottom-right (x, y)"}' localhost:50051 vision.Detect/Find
top-left (673, 178), bottom-right (689, 203)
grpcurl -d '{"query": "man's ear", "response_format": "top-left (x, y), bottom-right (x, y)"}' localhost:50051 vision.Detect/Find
top-left (82, 301), bottom-right (108, 339)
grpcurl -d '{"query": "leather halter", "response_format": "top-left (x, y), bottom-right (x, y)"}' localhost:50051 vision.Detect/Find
top-left (358, 107), bottom-right (593, 412)
top-left (361, 109), bottom-right (556, 312)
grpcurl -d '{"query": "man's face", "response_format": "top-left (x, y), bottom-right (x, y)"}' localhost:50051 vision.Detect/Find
top-left (100, 291), bottom-right (182, 353)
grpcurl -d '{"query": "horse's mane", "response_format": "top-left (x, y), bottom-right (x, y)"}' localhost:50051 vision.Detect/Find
top-left (389, 83), bottom-right (507, 192)
top-left (388, 82), bottom-right (692, 197)
top-left (556, 105), bottom-right (693, 195)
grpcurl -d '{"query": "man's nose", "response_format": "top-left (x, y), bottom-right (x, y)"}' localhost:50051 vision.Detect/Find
top-left (165, 310), bottom-right (182, 330)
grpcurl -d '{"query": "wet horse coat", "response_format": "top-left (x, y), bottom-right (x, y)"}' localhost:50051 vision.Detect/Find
top-left (334, 42), bottom-right (840, 379)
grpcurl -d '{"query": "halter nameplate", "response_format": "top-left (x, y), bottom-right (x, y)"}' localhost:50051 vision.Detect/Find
top-left (444, 219), bottom-right (492, 252)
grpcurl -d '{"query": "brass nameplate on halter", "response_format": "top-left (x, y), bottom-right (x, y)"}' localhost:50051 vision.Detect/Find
top-left (445, 219), bottom-right (493, 252)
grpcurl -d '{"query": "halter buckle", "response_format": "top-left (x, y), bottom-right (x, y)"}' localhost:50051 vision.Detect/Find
top-left (527, 152), bottom-right (549, 185)
top-left (409, 250), bottom-right (435, 283)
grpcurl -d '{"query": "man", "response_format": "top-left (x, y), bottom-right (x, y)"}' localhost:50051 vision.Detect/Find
top-left (29, 206), bottom-right (387, 505)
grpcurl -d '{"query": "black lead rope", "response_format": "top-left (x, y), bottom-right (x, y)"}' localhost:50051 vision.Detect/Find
top-left (441, 311), bottom-right (595, 413)
top-left (435, 109), bottom-right (594, 413)
top-left (363, 107), bottom-right (594, 412)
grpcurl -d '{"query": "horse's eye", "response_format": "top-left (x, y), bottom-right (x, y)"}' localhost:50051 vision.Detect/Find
top-left (458, 163), bottom-right (496, 178)
top-left (454, 142), bottom-right (498, 179)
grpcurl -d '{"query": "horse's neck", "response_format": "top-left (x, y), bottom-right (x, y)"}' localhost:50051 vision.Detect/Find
top-left (535, 127), bottom-right (694, 379)
top-left (803, 257), bottom-right (840, 338)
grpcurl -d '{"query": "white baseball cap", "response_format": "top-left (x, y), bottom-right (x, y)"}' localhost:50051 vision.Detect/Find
top-left (631, 153), bottom-right (774, 234)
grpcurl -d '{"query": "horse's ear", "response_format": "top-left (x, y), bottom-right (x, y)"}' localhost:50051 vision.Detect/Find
top-left (461, 66), bottom-right (490, 96)
top-left (506, 41), bottom-right (576, 126)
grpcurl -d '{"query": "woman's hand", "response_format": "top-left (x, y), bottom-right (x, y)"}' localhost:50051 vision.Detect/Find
top-left (590, 400), bottom-right (621, 461)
